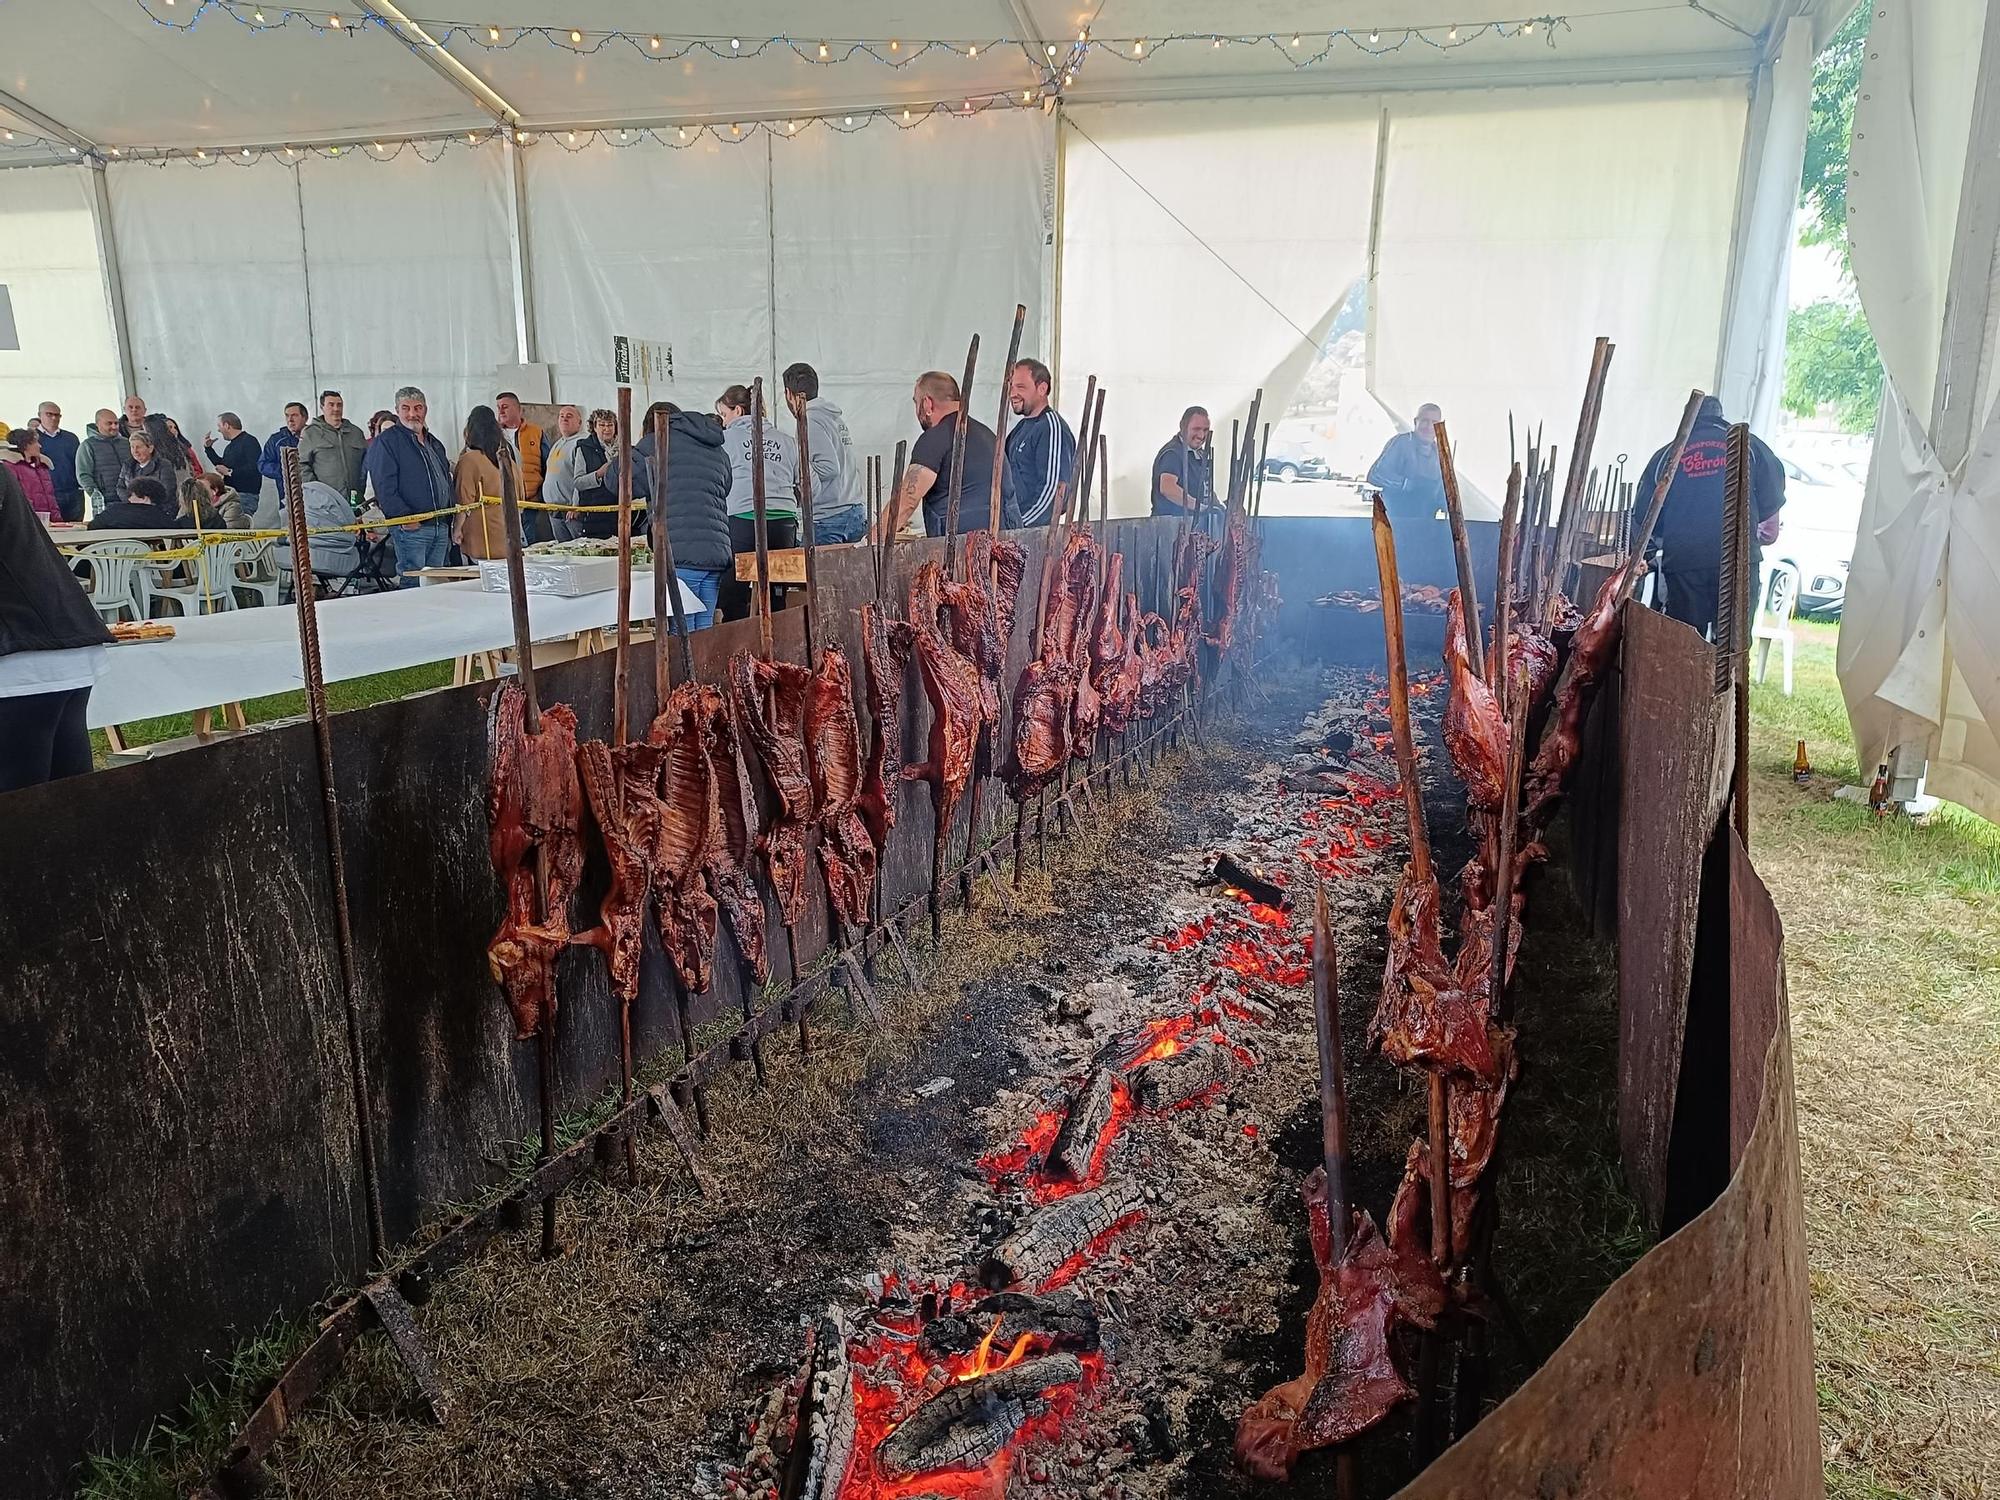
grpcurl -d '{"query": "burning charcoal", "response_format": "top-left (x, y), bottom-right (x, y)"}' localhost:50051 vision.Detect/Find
top-left (980, 1182), bottom-right (1145, 1291)
top-left (918, 1292), bottom-right (1102, 1362)
top-left (1128, 1037), bottom-right (1231, 1111)
top-left (874, 1353), bottom-right (1085, 1478)
top-left (1047, 1067), bottom-right (1121, 1182)
top-left (779, 1308), bottom-right (855, 1500)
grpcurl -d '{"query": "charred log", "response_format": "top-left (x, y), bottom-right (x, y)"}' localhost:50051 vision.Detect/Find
top-left (780, 1307), bottom-right (855, 1500)
top-left (1212, 852), bottom-right (1289, 910)
top-left (874, 1353), bottom-right (1085, 1479)
top-left (1046, 1067), bottom-right (1121, 1182)
top-left (1129, 1037), bottom-right (1231, 1111)
top-left (916, 1292), bottom-right (1102, 1363)
top-left (980, 1182), bottom-right (1144, 1291)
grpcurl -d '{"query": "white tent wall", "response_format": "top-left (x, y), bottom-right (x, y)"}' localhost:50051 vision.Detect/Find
top-left (0, 167), bottom-right (121, 431)
top-left (1057, 97), bottom-right (1380, 512)
top-left (770, 111), bottom-right (1056, 478)
top-left (523, 136), bottom-right (774, 420)
top-left (1838, 0), bottom-right (2000, 821)
top-left (297, 146), bottom-right (517, 446)
top-left (107, 158), bottom-right (314, 454)
top-left (1371, 81), bottom-right (1750, 513)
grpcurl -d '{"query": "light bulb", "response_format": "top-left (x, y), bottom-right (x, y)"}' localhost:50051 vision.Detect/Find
top-left (889, 39), bottom-right (900, 52)
top-left (569, 29), bottom-right (581, 43)
top-left (488, 25), bottom-right (498, 41)
top-left (1448, 26), bottom-right (1459, 40)
top-left (242, 147), bottom-right (251, 157)
top-left (371, 141), bottom-right (382, 152)
top-left (967, 44), bottom-right (977, 57)
top-left (962, 99), bottom-right (972, 112)
top-left (110, 145), bottom-right (120, 155)
top-left (903, 108), bottom-right (911, 120)
top-left (729, 36), bottom-right (739, 50)
top-left (1046, 43), bottom-right (1057, 56)
top-left (649, 36), bottom-right (660, 50)
top-left (1291, 34), bottom-right (1303, 47)
top-left (327, 14), bottom-right (340, 28)
top-left (567, 131), bottom-right (576, 142)
top-left (787, 121), bottom-right (796, 132)
top-left (1213, 36), bottom-right (1223, 47)
top-left (1063, 70), bottom-right (1074, 84)
top-left (1370, 30), bottom-right (1381, 43)
top-left (466, 133), bottom-right (475, 143)
top-left (1079, 27), bottom-right (1089, 41)
top-left (253, 8), bottom-right (265, 19)
top-left (844, 115), bottom-right (853, 125)
top-left (1023, 89), bottom-right (1032, 102)
top-left (1522, 21), bottom-right (1534, 35)
top-left (1133, 38), bottom-right (1144, 54)
top-left (731, 122), bottom-right (741, 135)
top-left (818, 42), bottom-right (828, 58)
top-left (195, 147), bottom-right (206, 157)
top-left (515, 130), bottom-right (527, 142)
top-left (678, 128), bottom-right (688, 140)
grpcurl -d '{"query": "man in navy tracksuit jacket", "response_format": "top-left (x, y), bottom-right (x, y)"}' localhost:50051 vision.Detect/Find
top-left (364, 386), bottom-right (458, 587)
top-left (1004, 358), bottom-right (1078, 528)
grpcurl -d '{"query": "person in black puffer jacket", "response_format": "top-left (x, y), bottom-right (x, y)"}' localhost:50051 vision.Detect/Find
top-left (599, 402), bottom-right (734, 631)
top-left (0, 457), bottom-right (114, 791)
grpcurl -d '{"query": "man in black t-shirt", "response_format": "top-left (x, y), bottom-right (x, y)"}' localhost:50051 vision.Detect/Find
top-left (874, 370), bottom-right (1019, 540)
top-left (1637, 394), bottom-right (1786, 640)
top-left (1151, 406), bottom-right (1219, 520)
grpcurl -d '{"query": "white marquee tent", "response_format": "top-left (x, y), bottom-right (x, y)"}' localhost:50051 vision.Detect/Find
top-left (0, 0), bottom-right (1851, 511)
top-left (1839, 0), bottom-right (2000, 822)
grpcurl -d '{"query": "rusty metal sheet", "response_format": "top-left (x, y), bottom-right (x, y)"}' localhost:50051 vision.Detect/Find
top-left (1614, 602), bottom-right (1732, 1229)
top-left (1397, 831), bottom-right (1820, 1500)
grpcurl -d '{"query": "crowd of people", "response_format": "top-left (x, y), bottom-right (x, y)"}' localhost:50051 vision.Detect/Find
top-left (7, 356), bottom-right (1234, 623)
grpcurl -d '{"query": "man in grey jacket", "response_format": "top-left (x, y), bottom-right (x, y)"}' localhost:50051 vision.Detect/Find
top-left (782, 362), bottom-right (866, 544)
top-left (76, 409), bottom-right (130, 514)
top-left (298, 390), bottom-right (369, 500)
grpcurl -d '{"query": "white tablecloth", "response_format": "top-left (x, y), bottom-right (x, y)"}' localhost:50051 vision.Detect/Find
top-left (88, 576), bottom-right (702, 728)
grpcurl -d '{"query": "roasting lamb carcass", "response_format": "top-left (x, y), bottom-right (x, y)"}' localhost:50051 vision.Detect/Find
top-left (1004, 653), bottom-right (1076, 801)
top-left (1234, 1166), bottom-right (1446, 1481)
top-left (856, 603), bottom-right (915, 852)
top-left (1443, 588), bottom-right (1507, 813)
top-left (486, 681), bottom-right (585, 1039)
top-left (803, 644), bottom-right (877, 929)
top-left (1522, 566), bottom-right (1626, 827)
top-left (571, 737), bottom-right (664, 1006)
top-left (902, 561), bottom-right (984, 831)
top-left (703, 691), bottom-right (770, 984)
top-left (649, 681), bottom-right (722, 994)
top-left (729, 651), bottom-right (815, 928)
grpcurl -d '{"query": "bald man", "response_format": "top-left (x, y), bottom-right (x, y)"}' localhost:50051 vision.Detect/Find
top-left (1367, 403), bottom-right (1448, 524)
top-left (874, 370), bottom-right (1018, 541)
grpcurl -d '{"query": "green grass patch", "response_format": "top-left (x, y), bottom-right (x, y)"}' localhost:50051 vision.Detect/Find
top-left (93, 662), bottom-right (457, 764)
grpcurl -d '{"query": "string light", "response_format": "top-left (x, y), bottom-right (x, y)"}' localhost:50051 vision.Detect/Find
top-left (123, 6), bottom-right (1572, 66)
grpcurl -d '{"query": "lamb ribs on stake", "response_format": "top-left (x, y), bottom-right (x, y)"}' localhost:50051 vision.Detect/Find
top-left (486, 681), bottom-right (585, 1039)
top-left (1234, 1169), bottom-right (1446, 1481)
top-left (649, 682), bottom-right (723, 995)
top-left (804, 644), bottom-right (877, 928)
top-left (856, 603), bottom-right (915, 852)
top-left (570, 737), bottom-right (664, 1004)
top-left (729, 651), bottom-right (817, 928)
top-left (903, 560), bottom-right (984, 832)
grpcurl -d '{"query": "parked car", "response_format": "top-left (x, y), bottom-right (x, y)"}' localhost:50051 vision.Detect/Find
top-left (1770, 452), bottom-right (1863, 617)
top-left (1262, 444), bottom-right (1334, 483)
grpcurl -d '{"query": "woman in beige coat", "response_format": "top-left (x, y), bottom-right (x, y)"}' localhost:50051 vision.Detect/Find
top-left (452, 404), bottom-right (512, 562)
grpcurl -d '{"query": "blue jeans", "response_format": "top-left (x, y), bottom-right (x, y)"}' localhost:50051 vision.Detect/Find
top-left (391, 519), bottom-right (452, 587)
top-left (813, 505), bottom-right (867, 545)
top-left (672, 568), bottom-right (721, 632)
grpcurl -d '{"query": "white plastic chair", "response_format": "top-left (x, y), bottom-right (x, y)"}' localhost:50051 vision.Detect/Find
top-left (150, 540), bottom-right (245, 617)
top-left (70, 540), bottom-right (150, 623)
top-left (231, 538), bottom-right (282, 607)
top-left (1753, 558), bottom-right (1797, 696)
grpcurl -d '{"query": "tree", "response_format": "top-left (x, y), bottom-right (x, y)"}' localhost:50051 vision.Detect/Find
top-left (1783, 299), bottom-right (1883, 431)
top-left (1798, 6), bottom-right (1870, 265)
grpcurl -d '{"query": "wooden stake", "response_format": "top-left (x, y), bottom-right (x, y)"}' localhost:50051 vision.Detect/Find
top-left (1312, 881), bottom-right (1350, 1251)
top-left (1434, 419), bottom-right (1484, 680)
top-left (1370, 496), bottom-right (1431, 884)
top-left (941, 333), bottom-right (981, 570)
top-left (614, 386), bottom-right (635, 747)
top-left (751, 379), bottom-right (774, 659)
top-left (1489, 464), bottom-right (1523, 695)
top-left (1621, 390), bottom-right (1707, 600)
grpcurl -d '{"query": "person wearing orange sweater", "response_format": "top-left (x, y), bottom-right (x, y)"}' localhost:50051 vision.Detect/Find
top-left (496, 392), bottom-right (548, 542)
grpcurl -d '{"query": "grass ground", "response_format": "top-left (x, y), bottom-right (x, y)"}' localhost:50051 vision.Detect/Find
top-left (90, 662), bottom-right (455, 766)
top-left (1747, 620), bottom-right (2000, 1500)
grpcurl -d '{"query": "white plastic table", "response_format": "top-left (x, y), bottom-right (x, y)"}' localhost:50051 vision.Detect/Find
top-left (88, 575), bottom-right (701, 730)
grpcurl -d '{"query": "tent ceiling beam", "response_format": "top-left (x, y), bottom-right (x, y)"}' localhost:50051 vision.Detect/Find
top-left (1059, 46), bottom-right (1763, 106)
top-left (354, 0), bottom-right (521, 124)
top-left (0, 86), bottom-right (99, 155)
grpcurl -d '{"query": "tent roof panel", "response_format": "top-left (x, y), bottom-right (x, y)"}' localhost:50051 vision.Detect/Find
top-left (3, 0), bottom-right (1804, 153)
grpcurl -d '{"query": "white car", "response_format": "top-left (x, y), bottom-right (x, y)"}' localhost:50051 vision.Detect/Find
top-left (1770, 452), bottom-right (1864, 616)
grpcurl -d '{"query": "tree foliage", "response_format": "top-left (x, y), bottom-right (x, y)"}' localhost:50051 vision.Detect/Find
top-left (1783, 299), bottom-right (1883, 431)
top-left (1798, 6), bottom-right (1871, 261)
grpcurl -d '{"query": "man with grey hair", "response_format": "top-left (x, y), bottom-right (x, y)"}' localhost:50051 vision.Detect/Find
top-left (363, 385), bottom-right (457, 586)
top-left (298, 389), bottom-right (368, 500)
